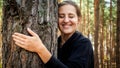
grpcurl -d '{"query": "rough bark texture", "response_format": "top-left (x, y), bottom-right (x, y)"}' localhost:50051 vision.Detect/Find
top-left (100, 0), bottom-right (105, 67)
top-left (116, 0), bottom-right (120, 68)
top-left (94, 0), bottom-right (100, 68)
top-left (2, 0), bottom-right (57, 68)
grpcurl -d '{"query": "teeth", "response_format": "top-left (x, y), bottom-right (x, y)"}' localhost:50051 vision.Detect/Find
top-left (63, 25), bottom-right (70, 28)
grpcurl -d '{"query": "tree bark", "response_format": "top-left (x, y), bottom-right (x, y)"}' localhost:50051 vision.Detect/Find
top-left (87, 0), bottom-right (90, 38)
top-left (100, 0), bottom-right (105, 67)
top-left (94, 0), bottom-right (100, 68)
top-left (58, 0), bottom-right (63, 3)
top-left (109, 0), bottom-right (112, 68)
top-left (116, 0), bottom-right (120, 68)
top-left (2, 0), bottom-right (57, 68)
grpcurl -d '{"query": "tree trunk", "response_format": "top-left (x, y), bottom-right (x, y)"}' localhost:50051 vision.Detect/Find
top-left (79, 0), bottom-right (83, 33)
top-left (79, 0), bottom-right (82, 13)
top-left (87, 0), bottom-right (90, 38)
top-left (106, 29), bottom-right (110, 68)
top-left (2, 0), bottom-right (57, 68)
top-left (82, 0), bottom-right (86, 35)
top-left (100, 0), bottom-right (105, 67)
top-left (109, 0), bottom-right (112, 68)
top-left (58, 0), bottom-right (63, 3)
top-left (94, 0), bottom-right (100, 68)
top-left (116, 0), bottom-right (120, 67)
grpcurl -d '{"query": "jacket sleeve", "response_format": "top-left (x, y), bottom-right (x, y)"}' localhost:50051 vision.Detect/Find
top-left (45, 38), bottom-right (94, 68)
top-left (45, 56), bottom-right (68, 68)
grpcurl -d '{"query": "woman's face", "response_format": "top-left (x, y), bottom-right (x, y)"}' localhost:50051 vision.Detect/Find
top-left (58, 4), bottom-right (80, 35)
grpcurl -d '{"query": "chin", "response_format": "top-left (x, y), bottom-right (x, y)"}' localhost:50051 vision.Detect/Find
top-left (61, 30), bottom-right (74, 35)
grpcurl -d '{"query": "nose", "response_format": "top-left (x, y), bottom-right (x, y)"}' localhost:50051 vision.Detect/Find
top-left (64, 17), bottom-right (69, 23)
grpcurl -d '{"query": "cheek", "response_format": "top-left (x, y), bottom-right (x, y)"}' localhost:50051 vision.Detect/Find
top-left (73, 19), bottom-right (79, 25)
top-left (58, 19), bottom-right (62, 25)
top-left (73, 20), bottom-right (79, 28)
top-left (58, 19), bottom-right (61, 29)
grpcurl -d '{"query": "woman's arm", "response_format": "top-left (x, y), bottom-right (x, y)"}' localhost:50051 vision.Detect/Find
top-left (12, 28), bottom-right (94, 68)
top-left (45, 37), bottom-right (94, 68)
top-left (12, 28), bottom-right (68, 68)
top-left (12, 28), bottom-right (52, 63)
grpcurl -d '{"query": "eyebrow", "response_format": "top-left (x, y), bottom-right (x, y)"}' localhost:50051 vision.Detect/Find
top-left (58, 13), bottom-right (64, 15)
top-left (68, 13), bottom-right (74, 15)
top-left (59, 13), bottom-right (75, 15)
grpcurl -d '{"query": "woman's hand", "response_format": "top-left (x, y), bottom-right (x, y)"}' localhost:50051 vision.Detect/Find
top-left (12, 28), bottom-right (52, 63)
top-left (12, 28), bottom-right (44, 53)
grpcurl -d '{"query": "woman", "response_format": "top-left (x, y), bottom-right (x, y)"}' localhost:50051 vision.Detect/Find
top-left (12, 1), bottom-right (94, 68)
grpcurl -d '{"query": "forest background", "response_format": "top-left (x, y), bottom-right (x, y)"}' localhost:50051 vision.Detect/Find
top-left (0, 0), bottom-right (118, 68)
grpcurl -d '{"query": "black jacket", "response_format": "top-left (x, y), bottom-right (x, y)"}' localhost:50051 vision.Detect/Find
top-left (45, 31), bottom-right (94, 68)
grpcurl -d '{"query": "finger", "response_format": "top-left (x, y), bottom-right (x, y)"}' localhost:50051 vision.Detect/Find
top-left (15, 41), bottom-right (26, 49)
top-left (27, 28), bottom-right (38, 37)
top-left (13, 38), bottom-right (25, 45)
top-left (12, 35), bottom-right (26, 42)
top-left (13, 32), bottom-right (29, 39)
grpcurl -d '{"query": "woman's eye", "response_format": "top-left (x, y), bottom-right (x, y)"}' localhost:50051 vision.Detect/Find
top-left (69, 16), bottom-right (74, 18)
top-left (59, 15), bottom-right (64, 18)
top-left (69, 14), bottom-right (74, 18)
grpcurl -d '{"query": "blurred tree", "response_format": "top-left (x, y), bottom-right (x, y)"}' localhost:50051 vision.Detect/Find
top-left (94, 0), bottom-right (100, 68)
top-left (116, 0), bottom-right (120, 68)
top-left (58, 0), bottom-right (63, 3)
top-left (100, 0), bottom-right (105, 68)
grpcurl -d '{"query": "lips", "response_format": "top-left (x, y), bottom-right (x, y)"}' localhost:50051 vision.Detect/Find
top-left (62, 24), bottom-right (71, 29)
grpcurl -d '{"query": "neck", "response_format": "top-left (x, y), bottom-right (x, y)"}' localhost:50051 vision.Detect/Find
top-left (60, 32), bottom-right (75, 46)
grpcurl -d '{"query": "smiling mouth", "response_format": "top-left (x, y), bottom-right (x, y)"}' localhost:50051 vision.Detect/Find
top-left (62, 24), bottom-right (71, 29)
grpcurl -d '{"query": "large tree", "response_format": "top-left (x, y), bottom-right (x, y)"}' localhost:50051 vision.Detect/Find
top-left (2, 0), bottom-right (57, 68)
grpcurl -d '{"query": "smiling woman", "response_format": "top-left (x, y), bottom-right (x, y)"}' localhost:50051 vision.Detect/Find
top-left (58, 5), bottom-right (79, 34)
top-left (12, 1), bottom-right (94, 68)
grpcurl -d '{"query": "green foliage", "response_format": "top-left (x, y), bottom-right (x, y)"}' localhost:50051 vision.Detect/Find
top-left (0, 0), bottom-right (3, 8)
top-left (0, 0), bottom-right (3, 27)
top-left (0, 63), bottom-right (1, 68)
top-left (0, 0), bottom-right (3, 17)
